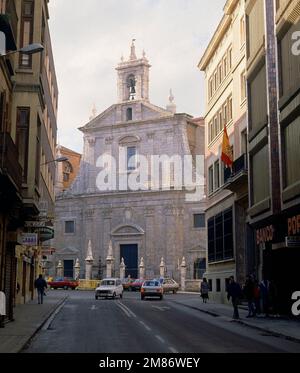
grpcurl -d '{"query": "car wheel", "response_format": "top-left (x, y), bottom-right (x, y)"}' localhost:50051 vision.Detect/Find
top-left (64, 286), bottom-right (68, 290)
top-left (120, 293), bottom-right (123, 299)
top-left (160, 296), bottom-right (163, 300)
top-left (95, 296), bottom-right (98, 300)
top-left (173, 290), bottom-right (177, 294)
top-left (141, 296), bottom-right (144, 301)
top-left (112, 292), bottom-right (116, 299)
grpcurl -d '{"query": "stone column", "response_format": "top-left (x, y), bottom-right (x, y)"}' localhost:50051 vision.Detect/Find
top-left (106, 240), bottom-right (115, 278)
top-left (160, 257), bottom-right (165, 278)
top-left (85, 240), bottom-right (94, 280)
top-left (57, 260), bottom-right (63, 278)
top-left (120, 258), bottom-right (126, 280)
top-left (139, 257), bottom-right (145, 279)
top-left (180, 257), bottom-right (187, 291)
top-left (74, 258), bottom-right (80, 280)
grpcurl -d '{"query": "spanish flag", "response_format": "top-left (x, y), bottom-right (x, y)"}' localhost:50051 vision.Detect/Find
top-left (221, 125), bottom-right (233, 168)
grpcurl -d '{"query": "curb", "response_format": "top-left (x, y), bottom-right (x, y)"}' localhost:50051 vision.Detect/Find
top-left (171, 300), bottom-right (300, 344)
top-left (19, 295), bottom-right (69, 353)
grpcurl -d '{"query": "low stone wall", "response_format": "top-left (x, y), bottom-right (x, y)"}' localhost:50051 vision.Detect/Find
top-left (184, 280), bottom-right (201, 292)
top-left (78, 279), bottom-right (100, 290)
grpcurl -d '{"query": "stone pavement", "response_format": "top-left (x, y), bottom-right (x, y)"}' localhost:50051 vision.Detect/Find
top-left (0, 291), bottom-right (68, 353)
top-left (176, 292), bottom-right (300, 342)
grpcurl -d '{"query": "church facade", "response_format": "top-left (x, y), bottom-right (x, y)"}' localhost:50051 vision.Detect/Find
top-left (52, 42), bottom-right (206, 283)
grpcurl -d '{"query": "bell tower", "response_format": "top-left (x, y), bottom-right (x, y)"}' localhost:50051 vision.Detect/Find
top-left (116, 40), bottom-right (151, 103)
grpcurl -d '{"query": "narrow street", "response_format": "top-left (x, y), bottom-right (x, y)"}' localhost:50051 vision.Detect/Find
top-left (23, 291), bottom-right (300, 353)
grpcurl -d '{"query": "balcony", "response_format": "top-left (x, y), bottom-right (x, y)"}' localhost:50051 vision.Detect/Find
top-left (0, 132), bottom-right (22, 191)
top-left (0, 0), bottom-right (18, 51)
top-left (223, 153), bottom-right (248, 192)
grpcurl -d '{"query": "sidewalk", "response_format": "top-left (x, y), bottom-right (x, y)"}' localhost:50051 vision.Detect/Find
top-left (176, 293), bottom-right (300, 342)
top-left (0, 292), bottom-right (68, 353)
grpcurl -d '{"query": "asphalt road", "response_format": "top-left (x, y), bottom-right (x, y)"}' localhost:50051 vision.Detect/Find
top-left (23, 291), bottom-right (300, 353)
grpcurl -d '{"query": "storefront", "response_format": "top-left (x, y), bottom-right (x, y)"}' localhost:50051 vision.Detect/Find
top-left (255, 207), bottom-right (300, 315)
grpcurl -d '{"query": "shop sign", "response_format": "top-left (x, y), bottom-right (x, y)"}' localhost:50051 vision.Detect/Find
top-left (25, 221), bottom-right (46, 228)
top-left (285, 236), bottom-right (300, 248)
top-left (256, 225), bottom-right (275, 245)
top-left (19, 233), bottom-right (38, 247)
top-left (287, 214), bottom-right (300, 236)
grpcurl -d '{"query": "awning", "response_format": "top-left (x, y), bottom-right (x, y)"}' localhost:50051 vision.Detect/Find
top-left (0, 14), bottom-right (17, 52)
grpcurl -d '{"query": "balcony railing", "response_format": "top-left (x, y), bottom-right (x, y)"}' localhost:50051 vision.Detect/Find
top-left (224, 153), bottom-right (248, 191)
top-left (0, 132), bottom-right (22, 190)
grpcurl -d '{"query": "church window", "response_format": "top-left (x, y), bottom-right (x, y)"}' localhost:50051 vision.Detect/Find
top-left (65, 221), bottom-right (75, 234)
top-left (194, 258), bottom-right (206, 279)
top-left (194, 214), bottom-right (205, 228)
top-left (127, 74), bottom-right (136, 100)
top-left (126, 108), bottom-right (133, 121)
top-left (127, 146), bottom-right (137, 171)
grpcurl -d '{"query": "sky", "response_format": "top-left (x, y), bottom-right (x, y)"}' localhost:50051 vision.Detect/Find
top-left (48, 0), bottom-right (225, 153)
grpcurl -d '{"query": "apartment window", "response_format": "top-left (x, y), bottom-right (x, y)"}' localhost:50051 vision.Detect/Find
top-left (240, 16), bottom-right (246, 46)
top-left (228, 48), bottom-right (232, 70)
top-left (214, 160), bottom-right (220, 190)
top-left (194, 214), bottom-right (205, 228)
top-left (65, 221), bottom-right (75, 234)
top-left (16, 108), bottom-right (30, 182)
top-left (214, 116), bottom-right (218, 138)
top-left (218, 64), bottom-right (222, 84)
top-left (208, 165), bottom-right (214, 194)
top-left (223, 56), bottom-right (227, 77)
top-left (247, 0), bottom-right (265, 60)
top-left (208, 121), bottom-right (213, 143)
top-left (241, 130), bottom-right (248, 155)
top-left (218, 111), bottom-right (223, 133)
top-left (214, 71), bottom-right (218, 90)
top-left (283, 116), bottom-right (300, 188)
top-left (223, 103), bottom-right (228, 125)
top-left (126, 108), bottom-right (133, 121)
top-left (241, 71), bottom-right (246, 102)
top-left (0, 91), bottom-right (5, 132)
top-left (208, 78), bottom-right (213, 99)
top-left (127, 146), bottom-right (137, 171)
top-left (216, 279), bottom-right (221, 292)
top-left (228, 97), bottom-right (232, 121)
top-left (20, 1), bottom-right (34, 68)
top-left (249, 64), bottom-right (267, 132)
top-left (208, 279), bottom-right (213, 291)
top-left (63, 161), bottom-right (73, 182)
top-left (251, 145), bottom-right (270, 205)
top-left (35, 118), bottom-right (41, 186)
top-left (208, 207), bottom-right (234, 263)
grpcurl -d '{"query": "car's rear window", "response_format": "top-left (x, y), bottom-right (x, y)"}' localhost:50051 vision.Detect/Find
top-left (101, 280), bottom-right (116, 286)
top-left (144, 281), bottom-right (159, 287)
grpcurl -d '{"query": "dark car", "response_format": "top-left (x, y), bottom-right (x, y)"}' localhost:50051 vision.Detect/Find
top-left (48, 277), bottom-right (79, 290)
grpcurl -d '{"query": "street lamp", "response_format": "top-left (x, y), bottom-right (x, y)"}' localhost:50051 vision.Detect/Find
top-left (0, 43), bottom-right (44, 58)
top-left (41, 157), bottom-right (69, 166)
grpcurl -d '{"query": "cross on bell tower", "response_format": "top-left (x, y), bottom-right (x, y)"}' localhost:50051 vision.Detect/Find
top-left (116, 40), bottom-right (151, 103)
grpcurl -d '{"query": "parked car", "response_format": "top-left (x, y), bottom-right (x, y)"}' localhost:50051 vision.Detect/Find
top-left (161, 278), bottom-right (179, 294)
top-left (122, 277), bottom-right (135, 291)
top-left (48, 277), bottom-right (79, 290)
top-left (131, 278), bottom-right (145, 292)
top-left (141, 280), bottom-right (163, 300)
top-left (95, 278), bottom-right (123, 299)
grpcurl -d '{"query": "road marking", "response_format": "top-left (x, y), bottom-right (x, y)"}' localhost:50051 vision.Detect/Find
top-left (117, 301), bottom-right (137, 318)
top-left (90, 305), bottom-right (97, 311)
top-left (155, 335), bottom-right (165, 343)
top-left (169, 346), bottom-right (178, 353)
top-left (116, 302), bottom-right (131, 318)
top-left (42, 299), bottom-right (67, 330)
top-left (151, 306), bottom-right (171, 312)
top-left (139, 321), bottom-right (151, 331)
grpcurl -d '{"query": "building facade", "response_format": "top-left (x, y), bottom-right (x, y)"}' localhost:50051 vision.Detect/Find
top-left (198, 0), bottom-right (251, 303)
top-left (0, 0), bottom-right (58, 321)
top-left (53, 43), bottom-right (206, 286)
top-left (246, 0), bottom-right (300, 314)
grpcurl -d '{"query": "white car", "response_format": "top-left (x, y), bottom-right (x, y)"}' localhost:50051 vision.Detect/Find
top-left (95, 278), bottom-right (123, 300)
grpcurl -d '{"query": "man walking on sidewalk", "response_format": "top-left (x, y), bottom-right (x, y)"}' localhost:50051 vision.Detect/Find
top-left (227, 276), bottom-right (243, 320)
top-left (34, 275), bottom-right (48, 305)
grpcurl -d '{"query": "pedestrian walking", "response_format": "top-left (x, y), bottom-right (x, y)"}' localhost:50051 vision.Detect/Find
top-left (253, 280), bottom-right (261, 315)
top-left (243, 275), bottom-right (256, 317)
top-left (34, 274), bottom-right (48, 305)
top-left (260, 278), bottom-right (271, 317)
top-left (200, 278), bottom-right (209, 303)
top-left (227, 276), bottom-right (243, 320)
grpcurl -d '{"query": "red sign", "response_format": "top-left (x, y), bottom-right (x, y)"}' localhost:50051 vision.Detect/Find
top-left (256, 225), bottom-right (275, 245)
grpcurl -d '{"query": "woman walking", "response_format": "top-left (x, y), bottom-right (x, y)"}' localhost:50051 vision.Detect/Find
top-left (200, 278), bottom-right (209, 303)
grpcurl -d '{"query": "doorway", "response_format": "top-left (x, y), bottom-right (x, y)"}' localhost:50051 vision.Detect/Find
top-left (64, 260), bottom-right (74, 279)
top-left (120, 244), bottom-right (138, 279)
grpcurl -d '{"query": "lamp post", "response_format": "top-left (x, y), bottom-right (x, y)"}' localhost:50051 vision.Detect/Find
top-left (41, 157), bottom-right (68, 166)
top-left (0, 43), bottom-right (44, 58)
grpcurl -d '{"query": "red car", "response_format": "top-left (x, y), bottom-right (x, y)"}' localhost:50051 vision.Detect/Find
top-left (48, 277), bottom-right (79, 290)
top-left (130, 278), bottom-right (145, 292)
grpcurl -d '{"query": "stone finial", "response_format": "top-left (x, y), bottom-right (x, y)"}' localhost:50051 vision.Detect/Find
top-left (140, 257), bottom-right (145, 268)
top-left (130, 39), bottom-right (137, 60)
top-left (160, 257), bottom-right (165, 267)
top-left (166, 89), bottom-right (176, 114)
top-left (57, 260), bottom-right (63, 269)
top-left (107, 240), bottom-right (114, 260)
top-left (85, 240), bottom-right (94, 262)
top-left (75, 258), bottom-right (80, 269)
top-left (120, 55), bottom-right (124, 62)
top-left (181, 257), bottom-right (186, 268)
top-left (142, 49), bottom-right (146, 58)
top-left (89, 104), bottom-right (97, 121)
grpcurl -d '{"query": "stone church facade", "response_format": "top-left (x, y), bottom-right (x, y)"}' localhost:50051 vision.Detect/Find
top-left (52, 42), bottom-right (206, 283)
